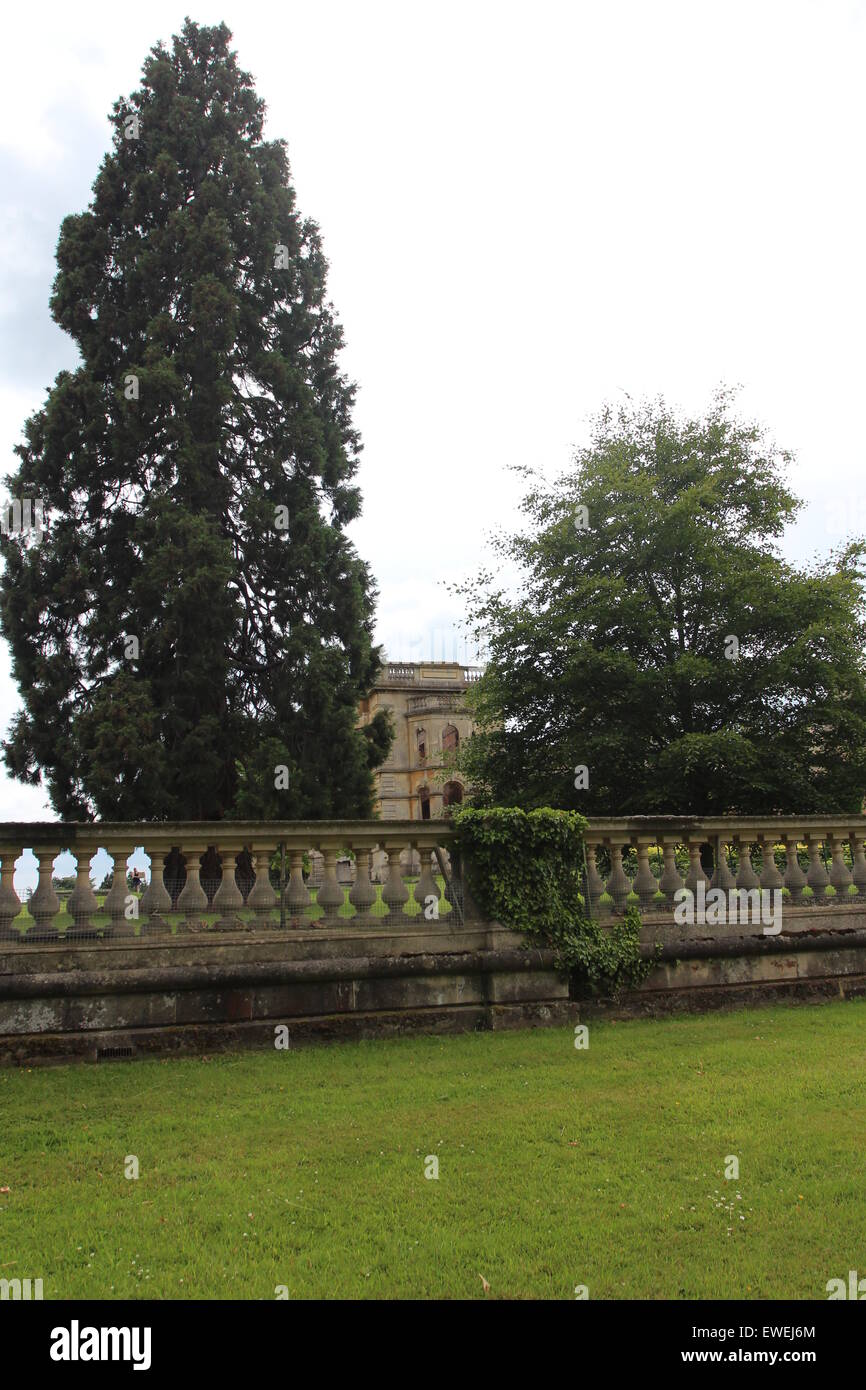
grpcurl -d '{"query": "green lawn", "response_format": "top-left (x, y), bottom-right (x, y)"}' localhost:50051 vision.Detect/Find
top-left (1, 1000), bottom-right (864, 1300)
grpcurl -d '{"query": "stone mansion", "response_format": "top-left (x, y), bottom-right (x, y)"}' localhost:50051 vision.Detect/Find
top-left (358, 662), bottom-right (481, 819)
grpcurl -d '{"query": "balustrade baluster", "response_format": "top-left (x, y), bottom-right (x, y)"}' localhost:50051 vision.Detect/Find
top-left (347, 846), bottom-right (376, 922)
top-left (67, 846), bottom-right (99, 939)
top-left (583, 841), bottom-right (606, 916)
top-left (659, 839), bottom-right (684, 913)
top-left (29, 850), bottom-right (60, 940)
top-left (783, 837), bottom-right (807, 904)
top-left (211, 843), bottom-right (246, 931)
top-left (851, 833), bottom-right (866, 899)
top-left (176, 844), bottom-right (210, 932)
top-left (0, 847), bottom-right (22, 940)
top-left (415, 847), bottom-right (441, 922)
top-left (684, 839), bottom-right (709, 898)
top-left (806, 836), bottom-right (830, 905)
top-left (140, 849), bottom-right (173, 934)
top-left (247, 845), bottom-right (277, 927)
top-left (633, 839), bottom-right (659, 914)
top-left (734, 838), bottom-right (760, 895)
top-left (828, 834), bottom-right (853, 903)
top-left (710, 838), bottom-right (736, 892)
top-left (604, 841), bottom-right (631, 915)
top-left (286, 848), bottom-right (313, 924)
top-left (103, 846), bottom-right (137, 938)
top-left (317, 847), bottom-right (345, 925)
top-left (759, 836), bottom-right (783, 897)
top-left (382, 845), bottom-right (410, 919)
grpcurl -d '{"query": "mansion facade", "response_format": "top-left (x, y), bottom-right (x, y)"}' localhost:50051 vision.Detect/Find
top-left (358, 662), bottom-right (481, 820)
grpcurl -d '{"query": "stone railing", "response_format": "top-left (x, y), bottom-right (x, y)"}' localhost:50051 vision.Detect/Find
top-left (583, 816), bottom-right (866, 916)
top-left (4, 813), bottom-right (866, 949)
top-left (0, 820), bottom-right (462, 944)
top-left (378, 664), bottom-right (483, 688)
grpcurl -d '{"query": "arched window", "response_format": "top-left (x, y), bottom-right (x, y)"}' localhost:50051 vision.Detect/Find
top-left (442, 724), bottom-right (459, 753)
top-left (416, 726), bottom-right (426, 760)
top-left (442, 780), bottom-right (464, 808)
top-left (418, 785), bottom-right (431, 820)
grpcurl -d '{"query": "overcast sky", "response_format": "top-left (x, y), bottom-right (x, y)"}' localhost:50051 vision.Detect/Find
top-left (2, 0), bottom-right (865, 842)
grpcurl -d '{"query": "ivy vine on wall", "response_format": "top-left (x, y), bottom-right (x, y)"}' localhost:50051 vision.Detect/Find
top-left (450, 806), bottom-right (654, 996)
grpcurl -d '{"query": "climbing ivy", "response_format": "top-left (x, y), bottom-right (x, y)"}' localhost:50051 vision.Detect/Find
top-left (450, 806), bottom-right (654, 996)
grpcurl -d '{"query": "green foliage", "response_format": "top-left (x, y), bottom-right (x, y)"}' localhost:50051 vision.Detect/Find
top-left (452, 390), bottom-right (866, 815)
top-left (561, 905), bottom-right (654, 996)
top-left (451, 806), bottom-right (652, 995)
top-left (0, 19), bottom-right (390, 820)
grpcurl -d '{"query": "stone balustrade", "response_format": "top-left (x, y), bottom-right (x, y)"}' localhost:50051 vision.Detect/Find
top-left (582, 816), bottom-right (866, 917)
top-left (0, 820), bottom-right (461, 944)
top-left (3, 814), bottom-right (866, 950)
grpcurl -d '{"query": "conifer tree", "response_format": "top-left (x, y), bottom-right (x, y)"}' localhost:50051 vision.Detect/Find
top-left (1, 19), bottom-right (391, 819)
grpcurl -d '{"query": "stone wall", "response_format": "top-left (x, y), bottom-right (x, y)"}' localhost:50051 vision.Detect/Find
top-left (578, 902), bottom-right (866, 1018)
top-left (0, 922), bottom-right (573, 1064)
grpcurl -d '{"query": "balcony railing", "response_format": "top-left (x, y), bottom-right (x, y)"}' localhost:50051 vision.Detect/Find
top-left (378, 664), bottom-right (483, 688)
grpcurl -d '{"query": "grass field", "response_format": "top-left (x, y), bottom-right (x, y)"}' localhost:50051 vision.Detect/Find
top-left (1, 1000), bottom-right (865, 1300)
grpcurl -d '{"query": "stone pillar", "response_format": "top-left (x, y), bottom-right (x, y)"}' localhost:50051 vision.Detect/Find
top-left (140, 850), bottom-right (174, 935)
top-left (348, 847), bottom-right (377, 922)
top-left (633, 839), bottom-right (658, 914)
top-left (103, 846), bottom-right (137, 938)
top-left (659, 839), bottom-right (685, 913)
top-left (414, 847), bottom-right (441, 922)
top-left (583, 841), bottom-right (606, 916)
top-left (851, 833), bottom-right (866, 899)
top-left (806, 836), bottom-right (830, 905)
top-left (783, 838), bottom-right (807, 905)
top-left (29, 849), bottom-right (60, 939)
top-left (317, 847), bottom-right (345, 925)
top-left (67, 845), bottom-right (100, 939)
top-left (604, 840), bottom-right (631, 915)
top-left (247, 845), bottom-right (277, 927)
top-left (286, 848), bottom-right (313, 924)
top-left (684, 839), bottom-right (709, 897)
top-left (710, 838), bottom-right (736, 892)
top-left (177, 844), bottom-right (210, 932)
top-left (734, 838), bottom-right (760, 893)
top-left (759, 836), bottom-right (783, 895)
top-left (382, 846), bottom-right (410, 919)
top-left (212, 844), bottom-right (246, 931)
top-left (0, 847), bottom-right (22, 940)
top-left (828, 834), bottom-right (853, 903)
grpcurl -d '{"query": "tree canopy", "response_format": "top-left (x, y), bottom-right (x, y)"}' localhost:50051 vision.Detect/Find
top-left (0, 19), bottom-right (391, 820)
top-left (453, 391), bottom-right (866, 815)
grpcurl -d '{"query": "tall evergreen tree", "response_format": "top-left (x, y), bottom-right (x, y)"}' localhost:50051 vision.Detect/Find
top-left (0, 19), bottom-right (391, 820)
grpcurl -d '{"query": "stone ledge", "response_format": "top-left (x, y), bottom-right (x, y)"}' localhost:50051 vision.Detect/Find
top-left (0, 943), bottom-right (560, 1000)
top-left (0, 997), bottom-right (578, 1066)
top-left (578, 973), bottom-right (866, 1020)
